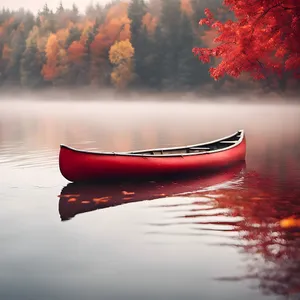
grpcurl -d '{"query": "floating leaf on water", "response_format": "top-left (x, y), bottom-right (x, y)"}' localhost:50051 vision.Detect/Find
top-left (67, 197), bottom-right (77, 202)
top-left (58, 194), bottom-right (80, 198)
top-left (280, 216), bottom-right (300, 228)
top-left (93, 196), bottom-right (111, 204)
top-left (122, 191), bottom-right (135, 196)
top-left (153, 193), bottom-right (166, 197)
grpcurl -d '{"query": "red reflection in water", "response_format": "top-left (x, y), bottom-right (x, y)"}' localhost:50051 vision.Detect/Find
top-left (175, 170), bottom-right (300, 298)
top-left (57, 162), bottom-right (245, 221)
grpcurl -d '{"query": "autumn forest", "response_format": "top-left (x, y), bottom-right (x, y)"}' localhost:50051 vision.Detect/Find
top-left (0, 0), bottom-right (211, 91)
top-left (0, 0), bottom-right (299, 93)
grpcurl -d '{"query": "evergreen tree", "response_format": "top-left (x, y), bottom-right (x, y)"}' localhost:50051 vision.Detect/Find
top-left (65, 26), bottom-right (81, 49)
top-left (128, 0), bottom-right (147, 85)
top-left (56, 1), bottom-right (64, 14)
top-left (20, 42), bottom-right (45, 88)
top-left (41, 3), bottom-right (50, 16)
top-left (5, 25), bottom-right (26, 85)
top-left (128, 0), bottom-right (146, 45)
top-left (146, 24), bottom-right (164, 89)
top-left (160, 0), bottom-right (181, 89)
top-left (70, 3), bottom-right (80, 23)
top-left (177, 13), bottom-right (196, 89)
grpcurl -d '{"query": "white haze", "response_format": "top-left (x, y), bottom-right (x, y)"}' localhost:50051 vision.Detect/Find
top-left (1, 89), bottom-right (299, 125)
top-left (1, 0), bottom-right (112, 14)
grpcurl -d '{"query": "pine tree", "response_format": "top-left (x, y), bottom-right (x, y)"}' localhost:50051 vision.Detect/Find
top-left (20, 42), bottom-right (45, 88)
top-left (177, 13), bottom-right (196, 89)
top-left (146, 24), bottom-right (164, 89)
top-left (160, 0), bottom-right (181, 89)
top-left (65, 27), bottom-right (81, 49)
top-left (128, 0), bottom-right (147, 85)
top-left (5, 25), bottom-right (26, 85)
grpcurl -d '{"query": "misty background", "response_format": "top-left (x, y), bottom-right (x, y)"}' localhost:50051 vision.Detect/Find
top-left (2, 0), bottom-right (111, 14)
top-left (1, 0), bottom-right (297, 97)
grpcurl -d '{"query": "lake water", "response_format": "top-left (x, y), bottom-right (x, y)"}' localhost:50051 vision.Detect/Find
top-left (1, 97), bottom-right (300, 300)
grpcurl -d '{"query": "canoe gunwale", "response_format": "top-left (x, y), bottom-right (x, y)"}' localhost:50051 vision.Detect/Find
top-left (60, 130), bottom-right (244, 158)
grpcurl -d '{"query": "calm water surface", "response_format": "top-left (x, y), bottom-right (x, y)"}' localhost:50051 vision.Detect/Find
top-left (1, 99), bottom-right (300, 300)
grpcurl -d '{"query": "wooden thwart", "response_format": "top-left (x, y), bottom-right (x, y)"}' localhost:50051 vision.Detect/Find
top-left (189, 147), bottom-right (211, 150)
top-left (219, 141), bottom-right (237, 144)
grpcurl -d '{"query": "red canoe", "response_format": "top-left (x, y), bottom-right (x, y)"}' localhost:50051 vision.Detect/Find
top-left (59, 130), bottom-right (246, 182)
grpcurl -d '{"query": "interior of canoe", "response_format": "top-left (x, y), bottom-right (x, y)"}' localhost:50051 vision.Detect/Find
top-left (129, 131), bottom-right (242, 156)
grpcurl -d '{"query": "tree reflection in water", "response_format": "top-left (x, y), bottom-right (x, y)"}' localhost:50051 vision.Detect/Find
top-left (180, 172), bottom-right (300, 298)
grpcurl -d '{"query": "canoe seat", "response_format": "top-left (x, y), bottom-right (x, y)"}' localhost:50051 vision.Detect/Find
top-left (219, 141), bottom-right (236, 144)
top-left (150, 150), bottom-right (163, 155)
top-left (189, 147), bottom-right (210, 151)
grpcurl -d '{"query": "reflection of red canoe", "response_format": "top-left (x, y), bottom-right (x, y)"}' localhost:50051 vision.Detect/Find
top-left (58, 161), bottom-right (245, 221)
top-left (59, 130), bottom-right (246, 182)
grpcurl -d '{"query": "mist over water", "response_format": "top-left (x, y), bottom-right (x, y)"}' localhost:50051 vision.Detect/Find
top-left (1, 94), bottom-right (300, 300)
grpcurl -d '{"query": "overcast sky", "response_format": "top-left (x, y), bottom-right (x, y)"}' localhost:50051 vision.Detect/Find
top-left (1, 0), bottom-right (111, 14)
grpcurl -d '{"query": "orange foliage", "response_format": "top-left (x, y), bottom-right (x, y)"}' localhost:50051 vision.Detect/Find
top-left (90, 2), bottom-right (131, 82)
top-left (90, 32), bottom-right (107, 59)
top-left (91, 2), bottom-right (131, 55)
top-left (41, 27), bottom-right (70, 82)
top-left (56, 28), bottom-right (69, 47)
top-left (44, 33), bottom-right (59, 61)
top-left (68, 41), bottom-right (86, 64)
top-left (91, 19), bottom-right (130, 57)
top-left (181, 0), bottom-right (192, 16)
top-left (106, 2), bottom-right (131, 41)
top-left (0, 18), bottom-right (15, 38)
top-left (42, 64), bottom-right (58, 81)
top-left (2, 44), bottom-right (11, 60)
top-left (42, 33), bottom-right (60, 81)
top-left (106, 2), bottom-right (128, 20)
top-left (142, 12), bottom-right (158, 34)
top-left (79, 21), bottom-right (94, 45)
top-left (77, 20), bottom-right (94, 40)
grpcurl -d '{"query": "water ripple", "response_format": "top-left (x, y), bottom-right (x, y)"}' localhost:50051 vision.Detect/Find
top-left (0, 149), bottom-right (58, 168)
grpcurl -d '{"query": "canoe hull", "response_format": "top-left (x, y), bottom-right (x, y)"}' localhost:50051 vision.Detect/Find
top-left (59, 132), bottom-right (246, 182)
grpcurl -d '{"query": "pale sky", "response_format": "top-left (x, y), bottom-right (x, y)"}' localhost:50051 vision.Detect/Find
top-left (1, 0), bottom-right (111, 14)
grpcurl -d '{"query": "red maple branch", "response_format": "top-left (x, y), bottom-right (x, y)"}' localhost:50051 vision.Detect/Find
top-left (193, 0), bottom-right (300, 81)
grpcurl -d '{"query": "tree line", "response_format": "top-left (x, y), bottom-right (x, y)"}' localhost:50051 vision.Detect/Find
top-left (0, 0), bottom-right (244, 92)
top-left (1, 0), bottom-right (295, 93)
